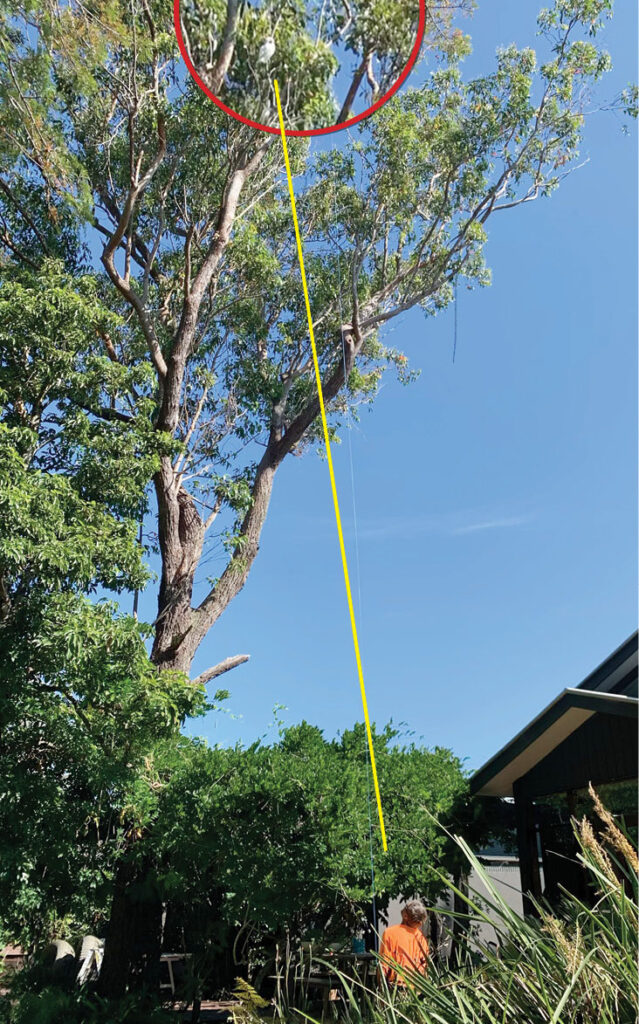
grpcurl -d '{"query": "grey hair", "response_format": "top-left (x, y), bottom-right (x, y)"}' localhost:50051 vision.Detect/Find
top-left (403, 899), bottom-right (428, 924)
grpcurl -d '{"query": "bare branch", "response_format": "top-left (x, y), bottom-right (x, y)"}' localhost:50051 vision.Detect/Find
top-left (203, 494), bottom-right (223, 531)
top-left (272, 327), bottom-right (359, 461)
top-left (191, 654), bottom-right (250, 687)
top-left (0, 226), bottom-right (38, 268)
top-left (365, 52), bottom-right (379, 97)
top-left (157, 143), bottom-right (269, 433)
top-left (174, 385), bottom-right (210, 475)
top-left (101, 113), bottom-right (168, 379)
top-left (203, 0), bottom-right (241, 96)
top-left (337, 50), bottom-right (372, 124)
top-left (97, 328), bottom-right (119, 363)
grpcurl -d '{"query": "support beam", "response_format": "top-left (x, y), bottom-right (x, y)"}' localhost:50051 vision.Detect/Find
top-left (513, 780), bottom-right (542, 916)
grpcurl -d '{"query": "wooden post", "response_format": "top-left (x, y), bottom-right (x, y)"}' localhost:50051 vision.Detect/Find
top-left (513, 782), bottom-right (542, 916)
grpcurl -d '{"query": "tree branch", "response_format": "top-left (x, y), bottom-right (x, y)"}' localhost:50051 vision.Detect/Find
top-left (192, 654), bottom-right (250, 687)
top-left (101, 114), bottom-right (168, 380)
top-left (273, 327), bottom-right (359, 460)
top-left (0, 227), bottom-right (38, 268)
top-left (0, 177), bottom-right (51, 254)
top-left (95, 198), bottom-right (164, 285)
top-left (204, 0), bottom-right (241, 96)
top-left (78, 403), bottom-right (135, 424)
top-left (157, 143), bottom-right (269, 433)
top-left (337, 51), bottom-right (372, 123)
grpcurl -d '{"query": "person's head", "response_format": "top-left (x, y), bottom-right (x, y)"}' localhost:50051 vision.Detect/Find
top-left (401, 900), bottom-right (428, 926)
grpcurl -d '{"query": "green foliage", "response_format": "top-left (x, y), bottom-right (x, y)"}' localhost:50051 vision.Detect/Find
top-left (0, 262), bottom-right (171, 519)
top-left (0, 0), bottom-right (625, 476)
top-left (0, 267), bottom-right (208, 946)
top-left (232, 977), bottom-right (271, 1023)
top-left (150, 722), bottom-right (467, 978)
top-left (0, 452), bottom-right (206, 943)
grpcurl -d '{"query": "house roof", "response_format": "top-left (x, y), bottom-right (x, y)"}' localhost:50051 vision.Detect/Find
top-left (575, 631), bottom-right (638, 695)
top-left (470, 634), bottom-right (639, 800)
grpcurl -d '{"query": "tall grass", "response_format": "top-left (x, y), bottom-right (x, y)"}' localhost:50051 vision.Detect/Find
top-left (297, 787), bottom-right (638, 1024)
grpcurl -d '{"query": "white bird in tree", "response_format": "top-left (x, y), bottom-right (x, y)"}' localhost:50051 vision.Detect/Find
top-left (258, 35), bottom-right (276, 64)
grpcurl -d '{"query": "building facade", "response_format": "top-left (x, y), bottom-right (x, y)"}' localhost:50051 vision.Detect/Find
top-left (470, 633), bottom-right (638, 913)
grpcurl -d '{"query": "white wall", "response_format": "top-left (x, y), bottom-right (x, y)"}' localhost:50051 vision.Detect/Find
top-left (381, 858), bottom-right (538, 958)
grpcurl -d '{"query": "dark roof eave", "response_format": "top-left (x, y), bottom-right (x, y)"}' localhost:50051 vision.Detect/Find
top-left (470, 688), bottom-right (638, 798)
top-left (576, 631), bottom-right (638, 692)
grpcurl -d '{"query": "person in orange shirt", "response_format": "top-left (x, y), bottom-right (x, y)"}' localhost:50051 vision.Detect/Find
top-left (378, 900), bottom-right (429, 988)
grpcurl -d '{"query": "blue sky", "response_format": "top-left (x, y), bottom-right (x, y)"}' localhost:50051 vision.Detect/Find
top-left (172, 1), bottom-right (638, 773)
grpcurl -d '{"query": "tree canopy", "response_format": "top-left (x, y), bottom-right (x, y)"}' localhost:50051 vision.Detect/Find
top-left (1, 0), bottom-right (625, 684)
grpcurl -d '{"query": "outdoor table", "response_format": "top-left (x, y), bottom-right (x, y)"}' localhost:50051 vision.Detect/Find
top-left (160, 952), bottom-right (191, 996)
top-left (305, 950), bottom-right (378, 1008)
top-left (327, 951), bottom-right (377, 986)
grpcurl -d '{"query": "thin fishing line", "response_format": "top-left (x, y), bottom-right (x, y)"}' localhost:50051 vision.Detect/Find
top-left (364, 752), bottom-right (379, 948)
top-left (452, 280), bottom-right (458, 364)
top-left (336, 305), bottom-right (363, 618)
top-left (275, 81), bottom-right (387, 848)
top-left (334, 188), bottom-right (379, 950)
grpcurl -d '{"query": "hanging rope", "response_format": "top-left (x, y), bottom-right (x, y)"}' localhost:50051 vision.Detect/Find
top-left (452, 279), bottom-right (458, 364)
top-left (334, 193), bottom-right (379, 951)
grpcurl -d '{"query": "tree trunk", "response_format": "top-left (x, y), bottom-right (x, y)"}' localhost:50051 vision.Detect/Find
top-left (99, 470), bottom-right (206, 999)
top-left (98, 856), bottom-right (164, 999)
top-left (98, 445), bottom-right (280, 999)
top-left (151, 459), bottom-right (205, 670)
top-left (98, 860), bottom-right (134, 999)
top-left (189, 454), bottom-right (277, 650)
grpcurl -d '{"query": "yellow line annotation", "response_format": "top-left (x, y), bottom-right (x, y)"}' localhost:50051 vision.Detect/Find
top-left (273, 80), bottom-right (387, 852)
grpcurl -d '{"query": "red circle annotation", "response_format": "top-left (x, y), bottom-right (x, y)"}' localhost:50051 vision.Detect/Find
top-left (173, 0), bottom-right (426, 137)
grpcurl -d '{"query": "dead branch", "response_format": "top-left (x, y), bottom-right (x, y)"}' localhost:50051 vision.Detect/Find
top-left (191, 654), bottom-right (250, 687)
